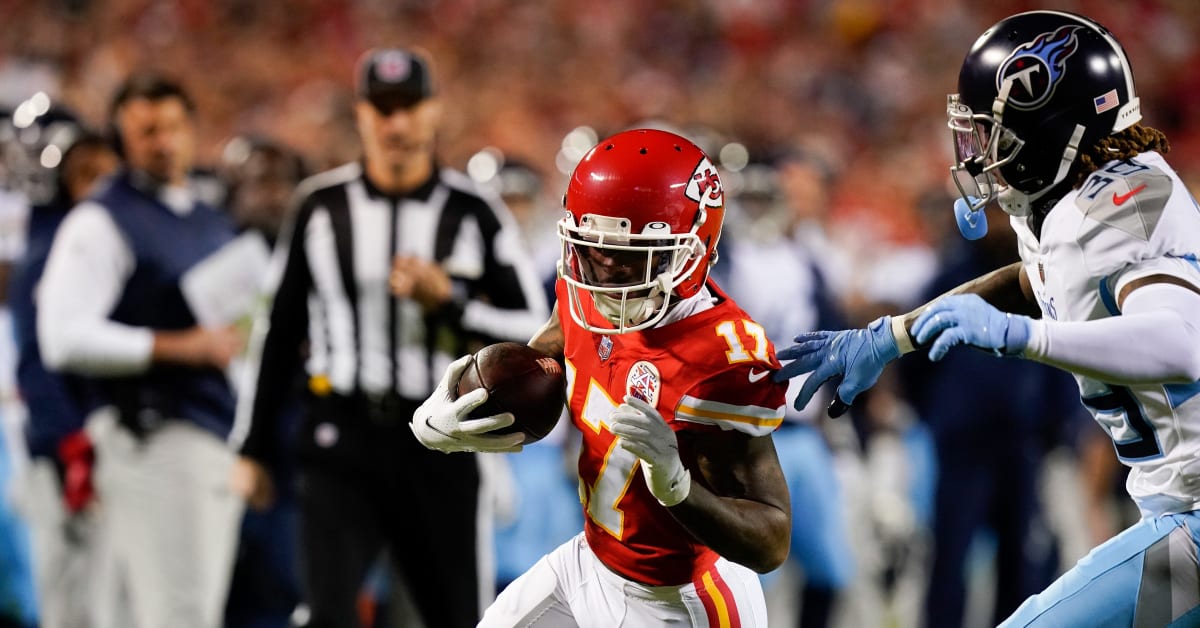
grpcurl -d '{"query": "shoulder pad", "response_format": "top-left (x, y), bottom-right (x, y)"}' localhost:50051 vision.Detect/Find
top-left (1074, 164), bottom-right (1172, 241)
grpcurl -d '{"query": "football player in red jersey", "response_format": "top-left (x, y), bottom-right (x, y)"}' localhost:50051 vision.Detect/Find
top-left (413, 128), bottom-right (791, 626)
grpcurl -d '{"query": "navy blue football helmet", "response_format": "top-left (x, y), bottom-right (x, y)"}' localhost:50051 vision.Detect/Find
top-left (948, 11), bottom-right (1141, 216)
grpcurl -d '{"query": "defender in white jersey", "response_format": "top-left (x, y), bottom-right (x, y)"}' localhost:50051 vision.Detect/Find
top-left (776, 11), bottom-right (1200, 627)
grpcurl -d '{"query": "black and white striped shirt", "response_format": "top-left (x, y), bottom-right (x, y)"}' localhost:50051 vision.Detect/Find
top-left (231, 162), bottom-right (548, 460)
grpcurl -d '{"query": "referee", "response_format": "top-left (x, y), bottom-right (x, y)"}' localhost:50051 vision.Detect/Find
top-left (230, 48), bottom-right (548, 628)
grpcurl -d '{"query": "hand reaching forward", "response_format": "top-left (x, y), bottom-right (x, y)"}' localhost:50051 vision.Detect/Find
top-left (609, 395), bottom-right (691, 507)
top-left (774, 316), bottom-right (901, 416)
top-left (912, 294), bottom-right (1031, 360)
top-left (411, 355), bottom-right (526, 453)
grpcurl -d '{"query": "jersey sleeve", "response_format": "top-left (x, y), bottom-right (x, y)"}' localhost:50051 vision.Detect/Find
top-left (673, 364), bottom-right (787, 437)
top-left (1075, 153), bottom-right (1200, 295)
top-left (1109, 254), bottom-right (1200, 305)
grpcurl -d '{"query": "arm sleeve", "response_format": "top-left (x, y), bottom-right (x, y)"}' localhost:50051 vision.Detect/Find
top-left (674, 366), bottom-right (788, 437)
top-left (229, 202), bottom-right (313, 462)
top-left (1022, 281), bottom-right (1200, 385)
top-left (37, 203), bottom-right (153, 375)
top-left (461, 204), bottom-right (549, 341)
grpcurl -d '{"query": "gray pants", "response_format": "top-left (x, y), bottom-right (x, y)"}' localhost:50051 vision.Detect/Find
top-left (91, 410), bottom-right (243, 628)
top-left (15, 457), bottom-right (123, 628)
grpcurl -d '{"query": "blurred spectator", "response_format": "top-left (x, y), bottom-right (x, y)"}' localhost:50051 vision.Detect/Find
top-left (220, 135), bottom-right (308, 246)
top-left (492, 155), bottom-right (561, 279)
top-left (9, 119), bottom-right (118, 628)
top-left (230, 47), bottom-right (547, 628)
top-left (0, 107), bottom-right (37, 628)
top-left (36, 73), bottom-right (248, 628)
top-left (218, 136), bottom-right (307, 628)
top-left (470, 151), bottom-right (561, 306)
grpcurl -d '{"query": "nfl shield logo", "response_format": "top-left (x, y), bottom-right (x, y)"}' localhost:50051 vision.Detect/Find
top-left (626, 361), bottom-right (661, 406)
top-left (598, 336), bottom-right (613, 361)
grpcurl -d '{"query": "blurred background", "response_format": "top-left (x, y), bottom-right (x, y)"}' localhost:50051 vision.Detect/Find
top-left (0, 1), bottom-right (1196, 627)
top-left (3, 0), bottom-right (1200, 253)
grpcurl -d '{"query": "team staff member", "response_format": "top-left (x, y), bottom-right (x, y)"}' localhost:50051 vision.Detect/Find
top-left (231, 47), bottom-right (547, 628)
top-left (11, 126), bottom-right (118, 628)
top-left (37, 74), bottom-right (245, 628)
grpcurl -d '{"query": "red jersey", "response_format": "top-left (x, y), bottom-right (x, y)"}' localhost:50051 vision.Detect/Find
top-left (556, 278), bottom-right (787, 586)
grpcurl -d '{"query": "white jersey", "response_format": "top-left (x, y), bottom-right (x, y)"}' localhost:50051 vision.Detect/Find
top-left (1014, 151), bottom-right (1200, 517)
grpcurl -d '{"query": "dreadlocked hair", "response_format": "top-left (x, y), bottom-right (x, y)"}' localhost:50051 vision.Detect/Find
top-left (1072, 123), bottom-right (1170, 188)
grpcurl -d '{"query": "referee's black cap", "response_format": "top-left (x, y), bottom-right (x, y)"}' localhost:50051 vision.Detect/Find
top-left (356, 48), bottom-right (434, 112)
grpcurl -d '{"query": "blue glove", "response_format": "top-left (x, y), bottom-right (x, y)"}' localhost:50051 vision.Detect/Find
top-left (911, 294), bottom-right (1032, 361)
top-left (775, 316), bottom-right (901, 415)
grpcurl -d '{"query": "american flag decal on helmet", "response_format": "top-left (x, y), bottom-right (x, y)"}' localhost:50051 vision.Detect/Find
top-left (1094, 89), bottom-right (1119, 114)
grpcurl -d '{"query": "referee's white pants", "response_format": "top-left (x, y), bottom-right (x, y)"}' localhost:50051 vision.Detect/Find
top-left (91, 409), bottom-right (243, 628)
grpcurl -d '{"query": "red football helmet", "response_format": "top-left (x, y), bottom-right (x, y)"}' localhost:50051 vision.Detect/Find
top-left (558, 129), bottom-right (725, 334)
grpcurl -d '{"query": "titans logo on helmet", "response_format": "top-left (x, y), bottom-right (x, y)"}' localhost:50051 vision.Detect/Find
top-left (997, 25), bottom-right (1081, 110)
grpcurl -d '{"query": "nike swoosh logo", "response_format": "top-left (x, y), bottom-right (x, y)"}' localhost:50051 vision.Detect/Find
top-left (1112, 183), bottom-right (1147, 206)
top-left (748, 368), bottom-right (770, 383)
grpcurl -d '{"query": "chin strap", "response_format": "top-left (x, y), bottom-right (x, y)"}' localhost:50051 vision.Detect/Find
top-left (1051, 123), bottom-right (1086, 189)
top-left (998, 123), bottom-right (1086, 218)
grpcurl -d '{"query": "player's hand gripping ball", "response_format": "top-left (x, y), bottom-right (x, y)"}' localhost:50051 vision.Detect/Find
top-left (456, 342), bottom-right (567, 444)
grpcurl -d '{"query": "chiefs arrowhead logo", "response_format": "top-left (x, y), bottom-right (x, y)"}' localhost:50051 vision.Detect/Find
top-left (684, 157), bottom-right (723, 209)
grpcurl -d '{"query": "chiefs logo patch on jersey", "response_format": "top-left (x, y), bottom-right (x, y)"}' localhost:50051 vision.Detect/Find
top-left (626, 361), bottom-right (660, 406)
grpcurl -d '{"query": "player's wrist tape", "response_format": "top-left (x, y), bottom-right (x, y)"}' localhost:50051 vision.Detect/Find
top-left (646, 463), bottom-right (691, 507)
top-left (998, 313), bottom-right (1032, 357)
top-left (891, 315), bottom-right (916, 355)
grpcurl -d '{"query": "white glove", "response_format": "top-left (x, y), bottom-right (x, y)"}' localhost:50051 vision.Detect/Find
top-left (609, 395), bottom-right (691, 507)
top-left (410, 355), bottom-right (526, 453)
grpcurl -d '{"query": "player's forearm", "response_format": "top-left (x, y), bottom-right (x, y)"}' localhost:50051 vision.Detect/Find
top-left (896, 261), bottom-right (1037, 349)
top-left (667, 487), bottom-right (790, 573)
top-left (1024, 284), bottom-right (1200, 384)
top-left (527, 306), bottom-right (565, 359)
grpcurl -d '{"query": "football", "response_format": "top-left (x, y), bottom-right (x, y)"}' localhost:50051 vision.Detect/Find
top-left (456, 342), bottom-right (566, 443)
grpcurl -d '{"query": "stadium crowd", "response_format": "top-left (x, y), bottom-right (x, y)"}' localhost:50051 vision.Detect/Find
top-left (0, 1), bottom-right (1196, 627)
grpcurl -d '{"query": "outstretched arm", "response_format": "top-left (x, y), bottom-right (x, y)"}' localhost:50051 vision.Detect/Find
top-left (895, 261), bottom-right (1038, 347)
top-left (775, 261), bottom-right (1035, 415)
top-left (921, 277), bottom-right (1200, 384)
